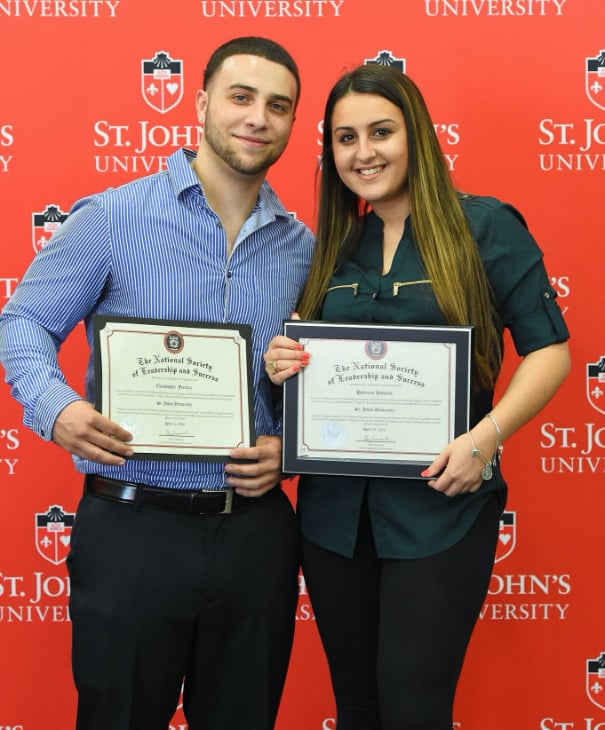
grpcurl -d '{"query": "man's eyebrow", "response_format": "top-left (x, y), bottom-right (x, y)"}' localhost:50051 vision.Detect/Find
top-left (227, 83), bottom-right (257, 94)
top-left (227, 83), bottom-right (293, 105)
top-left (270, 93), bottom-right (294, 106)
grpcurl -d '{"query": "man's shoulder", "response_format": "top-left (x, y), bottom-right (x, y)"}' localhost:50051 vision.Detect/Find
top-left (102, 168), bottom-right (170, 200)
top-left (72, 171), bottom-right (173, 223)
top-left (91, 149), bottom-right (186, 205)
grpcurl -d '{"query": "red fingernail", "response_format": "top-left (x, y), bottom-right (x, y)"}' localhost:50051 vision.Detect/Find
top-left (292, 365), bottom-right (299, 373)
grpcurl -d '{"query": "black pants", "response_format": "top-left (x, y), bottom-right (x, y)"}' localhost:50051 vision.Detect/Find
top-left (301, 495), bottom-right (501, 730)
top-left (67, 485), bottom-right (300, 730)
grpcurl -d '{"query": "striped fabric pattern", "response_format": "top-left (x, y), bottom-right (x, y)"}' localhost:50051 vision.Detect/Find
top-left (0, 148), bottom-right (314, 489)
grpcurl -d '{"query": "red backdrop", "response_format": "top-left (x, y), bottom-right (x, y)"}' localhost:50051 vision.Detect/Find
top-left (1, 2), bottom-right (604, 728)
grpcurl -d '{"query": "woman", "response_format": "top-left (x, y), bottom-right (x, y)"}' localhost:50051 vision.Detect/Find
top-left (265, 64), bottom-right (570, 730)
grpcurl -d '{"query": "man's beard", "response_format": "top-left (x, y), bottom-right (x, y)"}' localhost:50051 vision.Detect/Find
top-left (203, 110), bottom-right (285, 176)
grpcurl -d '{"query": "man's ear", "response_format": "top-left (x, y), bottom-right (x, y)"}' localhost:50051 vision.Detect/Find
top-left (196, 89), bottom-right (208, 123)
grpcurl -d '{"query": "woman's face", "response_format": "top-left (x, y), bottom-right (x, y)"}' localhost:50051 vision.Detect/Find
top-left (330, 91), bottom-right (410, 212)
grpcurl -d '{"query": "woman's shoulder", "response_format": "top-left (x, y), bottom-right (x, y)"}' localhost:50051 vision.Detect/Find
top-left (458, 193), bottom-right (528, 230)
top-left (457, 194), bottom-right (538, 255)
top-left (458, 194), bottom-right (544, 281)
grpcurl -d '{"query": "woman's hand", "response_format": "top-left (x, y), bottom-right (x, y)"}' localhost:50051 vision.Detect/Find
top-left (421, 424), bottom-right (497, 497)
top-left (421, 341), bottom-right (571, 497)
top-left (263, 334), bottom-right (310, 384)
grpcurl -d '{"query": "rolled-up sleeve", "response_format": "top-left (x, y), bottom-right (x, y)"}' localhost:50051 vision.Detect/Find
top-left (504, 276), bottom-right (569, 355)
top-left (469, 199), bottom-right (570, 356)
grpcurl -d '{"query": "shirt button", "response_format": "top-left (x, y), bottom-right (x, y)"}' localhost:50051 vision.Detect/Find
top-left (226, 271), bottom-right (232, 279)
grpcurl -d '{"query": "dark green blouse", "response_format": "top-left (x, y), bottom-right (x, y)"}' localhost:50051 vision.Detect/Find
top-left (297, 195), bottom-right (569, 559)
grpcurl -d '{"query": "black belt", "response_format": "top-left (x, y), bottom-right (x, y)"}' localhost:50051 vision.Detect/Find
top-left (85, 475), bottom-right (255, 515)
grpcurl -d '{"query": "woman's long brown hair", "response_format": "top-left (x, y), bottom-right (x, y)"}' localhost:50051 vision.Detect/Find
top-left (297, 64), bottom-right (501, 389)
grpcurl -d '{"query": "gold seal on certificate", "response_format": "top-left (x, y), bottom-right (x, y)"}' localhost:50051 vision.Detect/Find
top-left (93, 316), bottom-right (255, 461)
top-left (282, 321), bottom-right (473, 479)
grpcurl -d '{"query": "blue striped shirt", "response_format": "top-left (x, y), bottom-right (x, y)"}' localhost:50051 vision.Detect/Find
top-left (0, 148), bottom-right (314, 489)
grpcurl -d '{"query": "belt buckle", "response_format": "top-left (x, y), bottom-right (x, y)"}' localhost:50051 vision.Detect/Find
top-left (222, 489), bottom-right (234, 514)
top-left (194, 489), bottom-right (233, 514)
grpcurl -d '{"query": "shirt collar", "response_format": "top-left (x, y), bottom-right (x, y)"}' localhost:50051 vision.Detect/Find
top-left (167, 148), bottom-right (290, 220)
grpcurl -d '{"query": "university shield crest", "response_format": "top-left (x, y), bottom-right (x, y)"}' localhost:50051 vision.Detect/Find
top-left (365, 51), bottom-right (405, 72)
top-left (586, 356), bottom-right (605, 416)
top-left (35, 505), bottom-right (75, 565)
top-left (587, 653), bottom-right (605, 711)
top-left (141, 52), bottom-right (183, 114)
top-left (32, 205), bottom-right (68, 254)
top-left (586, 49), bottom-right (605, 112)
top-left (495, 510), bottom-right (516, 563)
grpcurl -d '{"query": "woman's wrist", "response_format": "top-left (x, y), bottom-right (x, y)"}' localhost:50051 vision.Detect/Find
top-left (467, 412), bottom-right (504, 479)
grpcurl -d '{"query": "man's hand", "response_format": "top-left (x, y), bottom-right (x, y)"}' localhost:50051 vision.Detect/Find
top-left (225, 435), bottom-right (283, 497)
top-left (52, 400), bottom-right (134, 465)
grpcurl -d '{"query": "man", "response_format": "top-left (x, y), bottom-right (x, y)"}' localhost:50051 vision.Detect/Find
top-left (0, 37), bottom-right (314, 730)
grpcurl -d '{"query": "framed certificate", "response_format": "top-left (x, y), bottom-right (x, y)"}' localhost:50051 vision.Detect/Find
top-left (282, 321), bottom-right (473, 479)
top-left (93, 316), bottom-right (255, 461)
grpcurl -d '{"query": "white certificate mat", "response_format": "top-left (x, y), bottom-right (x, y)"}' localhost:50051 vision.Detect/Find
top-left (282, 321), bottom-right (473, 478)
top-left (93, 316), bottom-right (255, 460)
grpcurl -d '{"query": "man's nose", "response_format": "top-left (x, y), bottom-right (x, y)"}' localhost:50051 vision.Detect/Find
top-left (245, 102), bottom-right (268, 128)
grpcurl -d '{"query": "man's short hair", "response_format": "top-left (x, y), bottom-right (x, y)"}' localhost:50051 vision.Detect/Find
top-left (203, 36), bottom-right (301, 107)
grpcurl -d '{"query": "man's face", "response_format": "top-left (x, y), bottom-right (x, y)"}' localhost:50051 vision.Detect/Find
top-left (197, 54), bottom-right (297, 178)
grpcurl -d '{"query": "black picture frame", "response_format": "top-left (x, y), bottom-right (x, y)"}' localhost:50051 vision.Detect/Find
top-left (282, 320), bottom-right (473, 479)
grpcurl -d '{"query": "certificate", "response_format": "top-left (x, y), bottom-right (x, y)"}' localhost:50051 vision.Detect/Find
top-left (282, 321), bottom-right (473, 478)
top-left (93, 316), bottom-right (255, 460)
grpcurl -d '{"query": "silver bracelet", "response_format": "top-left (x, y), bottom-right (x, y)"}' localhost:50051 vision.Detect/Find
top-left (486, 412), bottom-right (504, 462)
top-left (468, 430), bottom-right (494, 480)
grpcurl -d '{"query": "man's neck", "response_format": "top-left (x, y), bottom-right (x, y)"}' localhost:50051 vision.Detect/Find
top-left (192, 152), bottom-right (264, 216)
top-left (191, 152), bottom-right (264, 257)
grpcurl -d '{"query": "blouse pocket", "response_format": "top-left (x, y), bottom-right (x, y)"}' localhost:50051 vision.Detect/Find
top-left (392, 279), bottom-right (431, 296)
top-left (326, 282), bottom-right (360, 296)
top-left (322, 282), bottom-right (360, 320)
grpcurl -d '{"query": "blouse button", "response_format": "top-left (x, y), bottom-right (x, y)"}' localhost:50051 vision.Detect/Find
top-left (372, 292), bottom-right (378, 300)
